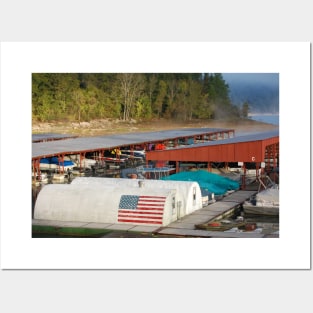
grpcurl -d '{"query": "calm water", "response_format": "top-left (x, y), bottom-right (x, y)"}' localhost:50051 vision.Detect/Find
top-left (249, 114), bottom-right (279, 126)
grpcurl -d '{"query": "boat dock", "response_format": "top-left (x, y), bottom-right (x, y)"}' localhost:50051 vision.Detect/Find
top-left (32, 189), bottom-right (278, 238)
top-left (157, 190), bottom-right (261, 238)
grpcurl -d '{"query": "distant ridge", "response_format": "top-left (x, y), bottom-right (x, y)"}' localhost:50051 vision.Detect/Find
top-left (222, 73), bottom-right (279, 114)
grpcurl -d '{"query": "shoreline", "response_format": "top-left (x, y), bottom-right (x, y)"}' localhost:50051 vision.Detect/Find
top-left (248, 113), bottom-right (279, 116)
top-left (32, 118), bottom-right (278, 137)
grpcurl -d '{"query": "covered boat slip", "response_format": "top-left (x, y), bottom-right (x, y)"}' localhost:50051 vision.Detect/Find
top-left (145, 129), bottom-right (279, 186)
top-left (145, 130), bottom-right (279, 163)
top-left (32, 127), bottom-right (234, 159)
top-left (31, 127), bottom-right (235, 180)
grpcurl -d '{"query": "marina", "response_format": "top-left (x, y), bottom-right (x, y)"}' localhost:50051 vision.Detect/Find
top-left (32, 127), bottom-right (279, 238)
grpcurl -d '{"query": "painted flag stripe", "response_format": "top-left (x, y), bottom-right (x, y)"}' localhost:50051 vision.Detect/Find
top-left (117, 218), bottom-right (163, 224)
top-left (118, 210), bottom-right (163, 215)
top-left (118, 215), bottom-right (163, 219)
top-left (137, 203), bottom-right (165, 207)
top-left (136, 207), bottom-right (164, 210)
top-left (139, 196), bottom-right (166, 199)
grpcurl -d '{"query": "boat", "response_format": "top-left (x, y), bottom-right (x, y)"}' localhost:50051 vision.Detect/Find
top-left (242, 186), bottom-right (279, 216)
top-left (120, 153), bottom-right (144, 166)
top-left (137, 165), bottom-right (176, 179)
top-left (52, 173), bottom-right (66, 181)
top-left (200, 188), bottom-right (215, 206)
top-left (102, 151), bottom-right (129, 167)
top-left (120, 149), bottom-right (145, 158)
top-left (120, 165), bottom-right (175, 180)
top-left (39, 156), bottom-right (76, 171)
top-left (195, 219), bottom-right (248, 231)
top-left (68, 155), bottom-right (97, 169)
top-left (32, 172), bottom-right (48, 183)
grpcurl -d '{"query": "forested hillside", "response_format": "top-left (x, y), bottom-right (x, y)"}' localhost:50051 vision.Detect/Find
top-left (32, 73), bottom-right (247, 123)
top-left (223, 73), bottom-right (279, 113)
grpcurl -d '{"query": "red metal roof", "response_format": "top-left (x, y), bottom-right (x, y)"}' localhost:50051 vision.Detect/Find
top-left (146, 130), bottom-right (279, 163)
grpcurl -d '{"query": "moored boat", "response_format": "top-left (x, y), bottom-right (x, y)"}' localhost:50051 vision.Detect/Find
top-left (243, 186), bottom-right (279, 216)
top-left (68, 155), bottom-right (97, 169)
top-left (195, 220), bottom-right (248, 231)
top-left (40, 156), bottom-right (76, 171)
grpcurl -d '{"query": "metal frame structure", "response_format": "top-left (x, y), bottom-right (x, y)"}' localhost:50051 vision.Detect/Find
top-left (32, 128), bottom-right (235, 177)
top-left (145, 130), bottom-right (279, 189)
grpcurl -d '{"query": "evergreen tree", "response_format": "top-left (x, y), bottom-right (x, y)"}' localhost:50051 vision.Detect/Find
top-left (241, 101), bottom-right (250, 118)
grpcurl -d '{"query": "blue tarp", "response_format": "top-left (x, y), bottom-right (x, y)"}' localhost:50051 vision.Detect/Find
top-left (161, 170), bottom-right (240, 195)
top-left (40, 157), bottom-right (75, 167)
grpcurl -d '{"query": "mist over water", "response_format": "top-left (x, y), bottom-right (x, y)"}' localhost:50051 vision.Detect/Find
top-left (222, 73), bottom-right (279, 114)
top-left (248, 114), bottom-right (279, 126)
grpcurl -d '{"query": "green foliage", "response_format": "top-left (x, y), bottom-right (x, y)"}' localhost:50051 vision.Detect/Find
top-left (241, 101), bottom-right (250, 118)
top-left (32, 73), bottom-right (240, 123)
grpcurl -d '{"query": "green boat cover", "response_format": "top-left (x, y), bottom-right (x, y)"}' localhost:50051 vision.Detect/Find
top-left (161, 170), bottom-right (240, 195)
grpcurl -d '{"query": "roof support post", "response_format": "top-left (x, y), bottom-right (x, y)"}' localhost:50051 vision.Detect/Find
top-left (256, 162), bottom-right (259, 178)
top-left (175, 161), bottom-right (179, 173)
top-left (58, 154), bottom-right (65, 174)
top-left (266, 145), bottom-right (271, 173)
top-left (207, 162), bottom-right (212, 173)
top-left (32, 160), bottom-right (35, 181)
top-left (32, 159), bottom-right (40, 181)
top-left (241, 163), bottom-right (246, 190)
top-left (79, 152), bottom-right (85, 169)
top-left (99, 150), bottom-right (103, 163)
top-left (273, 144), bottom-right (277, 169)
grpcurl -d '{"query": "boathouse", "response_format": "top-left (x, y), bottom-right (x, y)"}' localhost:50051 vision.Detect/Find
top-left (34, 183), bottom-right (182, 226)
top-left (71, 177), bottom-right (203, 215)
top-left (145, 130), bottom-right (278, 164)
top-left (32, 128), bottom-right (234, 177)
top-left (145, 130), bottom-right (279, 187)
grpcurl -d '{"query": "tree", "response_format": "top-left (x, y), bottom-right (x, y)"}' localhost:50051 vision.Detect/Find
top-left (154, 80), bottom-right (167, 118)
top-left (241, 101), bottom-right (250, 118)
top-left (117, 73), bottom-right (145, 121)
top-left (32, 73), bottom-right (237, 123)
top-left (204, 73), bottom-right (233, 119)
top-left (186, 80), bottom-right (203, 120)
top-left (164, 78), bottom-right (178, 118)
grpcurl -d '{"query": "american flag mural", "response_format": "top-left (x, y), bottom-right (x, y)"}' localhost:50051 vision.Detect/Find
top-left (118, 195), bottom-right (166, 225)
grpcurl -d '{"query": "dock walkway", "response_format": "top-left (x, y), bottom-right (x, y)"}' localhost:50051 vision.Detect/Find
top-left (32, 190), bottom-right (275, 238)
top-left (157, 190), bottom-right (262, 238)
